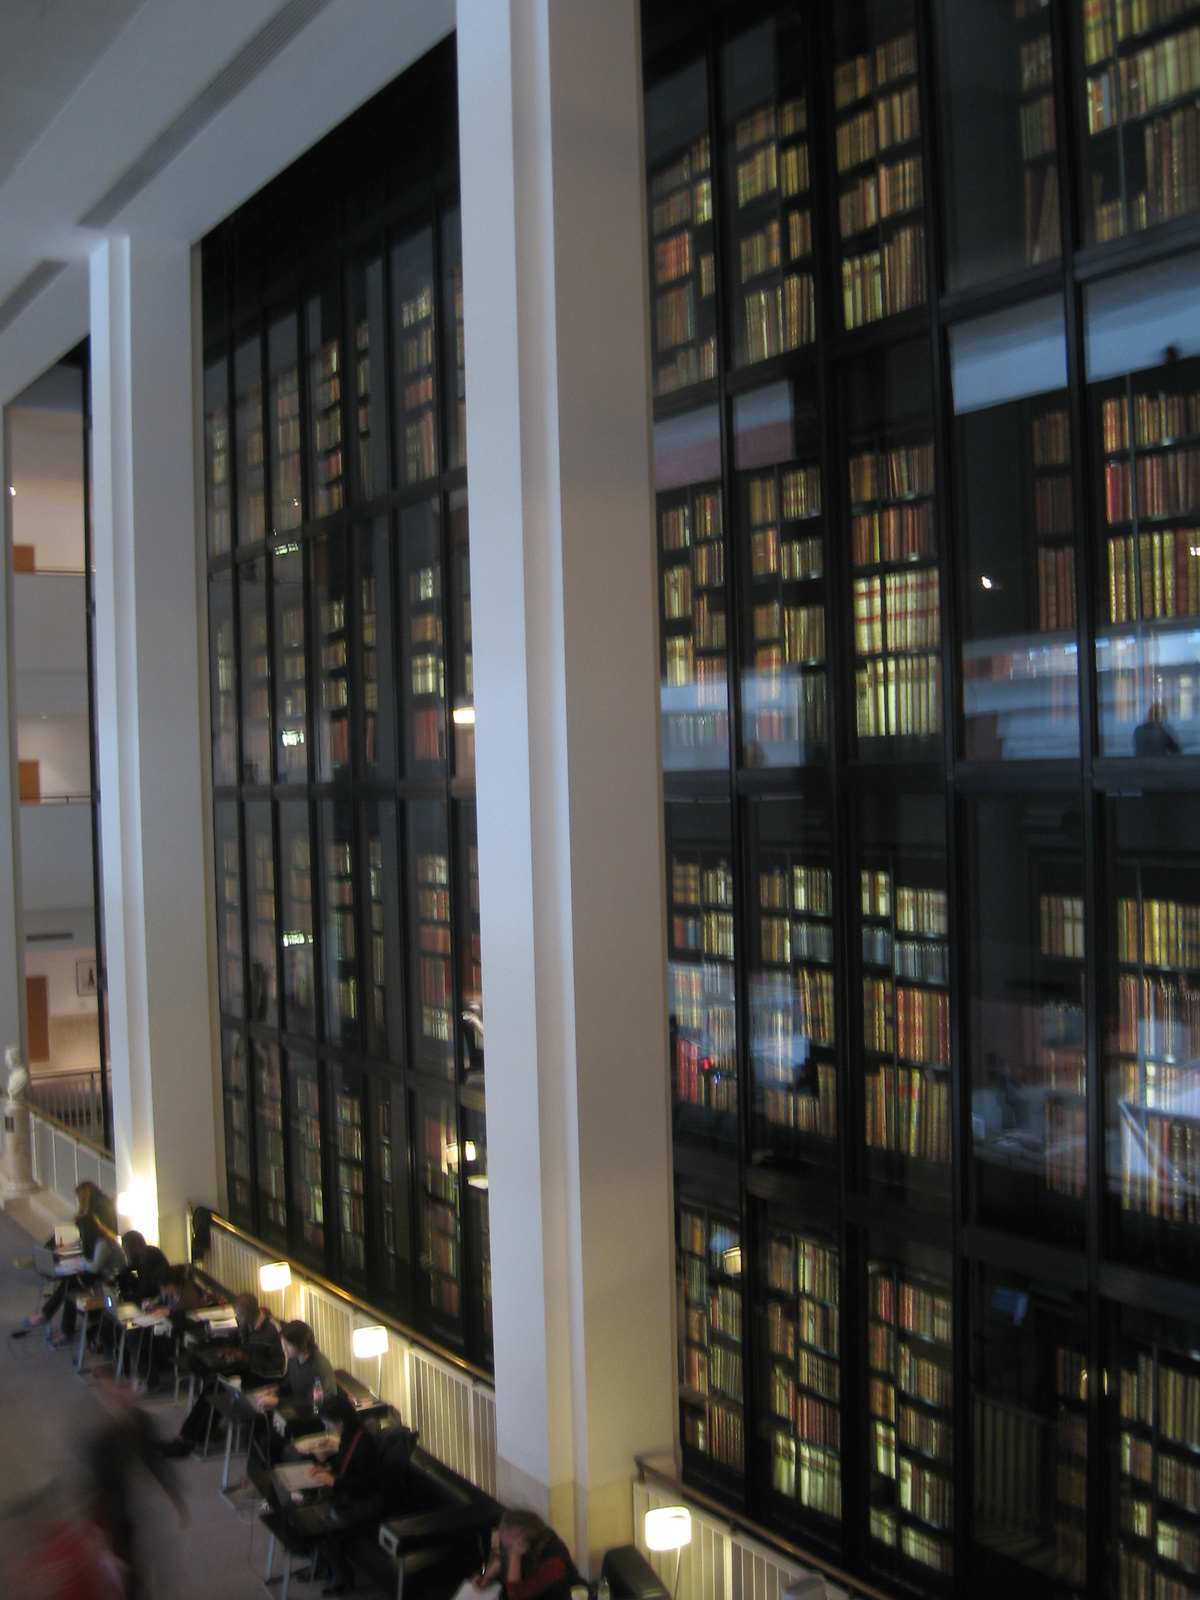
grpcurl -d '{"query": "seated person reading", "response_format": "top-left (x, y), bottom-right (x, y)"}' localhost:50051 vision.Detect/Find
top-left (246, 1319), bottom-right (336, 1473)
top-left (474, 1509), bottom-right (582, 1600)
top-left (118, 1231), bottom-right (168, 1305)
top-left (162, 1291), bottom-right (287, 1455)
top-left (309, 1391), bottom-right (383, 1595)
top-left (26, 1181), bottom-right (121, 1339)
top-left (39, 1217), bottom-right (126, 1349)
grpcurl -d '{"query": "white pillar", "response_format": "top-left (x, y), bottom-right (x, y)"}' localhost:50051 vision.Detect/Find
top-left (459, 0), bottom-right (675, 1570)
top-left (89, 236), bottom-right (218, 1256)
top-left (0, 407), bottom-right (27, 1072)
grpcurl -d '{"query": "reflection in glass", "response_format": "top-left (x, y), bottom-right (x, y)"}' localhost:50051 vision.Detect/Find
top-left (222, 1029), bottom-right (251, 1227)
top-left (245, 800), bottom-right (277, 1027)
top-left (400, 500), bottom-right (445, 771)
top-left (214, 801), bottom-right (243, 1017)
top-left (968, 1266), bottom-right (1087, 1599)
top-left (857, 790), bottom-right (950, 1206)
top-left (951, 299), bottom-right (1079, 759)
top-left (757, 1217), bottom-right (841, 1535)
top-left (253, 1040), bottom-right (286, 1244)
top-left (279, 800), bottom-right (315, 1037)
top-left (1105, 796), bottom-right (1200, 1275)
top-left (449, 490), bottom-right (474, 780)
top-left (416, 1088), bottom-right (462, 1343)
top-left (392, 228), bottom-right (438, 487)
top-left (735, 383), bottom-right (826, 766)
top-left (238, 557), bottom-right (271, 785)
top-left (677, 1197), bottom-right (744, 1481)
top-left (746, 796), bottom-right (836, 1165)
top-left (935, 0), bottom-right (1061, 290)
top-left (349, 257), bottom-right (388, 501)
top-left (462, 1096), bottom-right (491, 1365)
top-left (407, 802), bottom-right (453, 1079)
top-left (645, 59), bottom-right (717, 398)
top-left (312, 533), bottom-right (350, 781)
top-left (867, 1239), bottom-right (954, 1582)
top-left (268, 314), bottom-right (302, 535)
top-left (273, 541), bottom-right (307, 781)
top-left (371, 1076), bottom-right (411, 1317)
top-left (330, 1063), bottom-right (365, 1280)
top-left (319, 800), bottom-right (357, 1048)
top-left (355, 517), bottom-right (395, 779)
top-left (209, 569), bottom-right (237, 786)
top-left (442, 208), bottom-right (466, 472)
top-left (723, 18), bottom-right (816, 368)
top-left (667, 800), bottom-right (738, 1151)
top-left (965, 797), bottom-right (1086, 1247)
top-left (361, 802), bottom-right (403, 1063)
top-left (235, 336), bottom-right (265, 546)
top-left (655, 407), bottom-right (728, 771)
top-left (287, 1051), bottom-right (324, 1266)
top-left (1087, 262), bottom-right (1200, 754)
top-left (204, 357), bottom-right (231, 556)
top-left (458, 802), bottom-right (483, 1083)
top-left (306, 288), bottom-right (343, 518)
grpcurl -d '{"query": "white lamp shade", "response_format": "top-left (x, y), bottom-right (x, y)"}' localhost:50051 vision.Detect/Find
top-left (259, 1261), bottom-right (292, 1292)
top-left (352, 1324), bottom-right (389, 1359)
top-left (644, 1506), bottom-right (692, 1552)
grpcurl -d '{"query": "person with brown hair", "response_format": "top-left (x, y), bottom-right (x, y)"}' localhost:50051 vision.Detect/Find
top-left (473, 1508), bottom-right (582, 1600)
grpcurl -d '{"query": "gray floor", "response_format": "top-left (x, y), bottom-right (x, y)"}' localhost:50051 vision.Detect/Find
top-left (0, 1203), bottom-right (300, 1599)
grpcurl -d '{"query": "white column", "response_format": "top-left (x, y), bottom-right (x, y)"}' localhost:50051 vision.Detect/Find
top-left (0, 407), bottom-right (26, 1069)
top-left (89, 236), bottom-right (218, 1256)
top-left (459, 0), bottom-right (675, 1570)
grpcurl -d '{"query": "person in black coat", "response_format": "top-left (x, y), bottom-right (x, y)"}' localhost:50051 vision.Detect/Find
top-left (118, 1231), bottom-right (168, 1305)
top-left (309, 1391), bottom-right (382, 1595)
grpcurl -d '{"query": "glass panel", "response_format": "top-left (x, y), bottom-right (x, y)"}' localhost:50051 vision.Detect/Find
top-left (415, 1086), bottom-right (462, 1345)
top-left (867, 1238), bottom-right (954, 1584)
top-left (348, 255), bottom-right (389, 501)
top-left (238, 556), bottom-right (271, 786)
top-left (355, 515), bottom-right (396, 780)
top-left (273, 540), bottom-right (307, 782)
top-left (204, 356), bottom-right (232, 556)
top-left (213, 801), bottom-right (243, 1017)
top-left (442, 207), bottom-right (466, 473)
top-left (279, 800), bottom-right (315, 1037)
top-left (655, 406), bottom-right (729, 771)
top-left (1086, 260), bottom-right (1200, 754)
top-left (391, 227), bottom-right (438, 487)
top-left (832, 3), bottom-right (927, 331)
top-left (235, 335), bottom-right (266, 547)
top-left (746, 794), bottom-right (837, 1168)
top-left (735, 382), bottom-right (827, 765)
top-left (319, 800), bottom-right (357, 1049)
top-left (268, 313), bottom-right (302, 536)
top-left (330, 1063), bottom-right (366, 1283)
top-left (935, 0), bottom-right (1062, 290)
top-left (951, 299), bottom-right (1080, 759)
top-left (969, 1264), bottom-right (1088, 1600)
top-left (449, 489), bottom-right (474, 781)
top-left (1105, 795), bottom-right (1200, 1275)
top-left (677, 1196), bottom-right (745, 1485)
top-left (645, 59), bottom-right (718, 398)
top-left (253, 1039), bottom-right (287, 1245)
top-left (667, 798), bottom-right (738, 1151)
top-left (1109, 1304), bottom-right (1200, 1600)
top-left (306, 287), bottom-right (343, 518)
top-left (361, 801), bottom-right (403, 1063)
top-left (844, 341), bottom-right (941, 755)
top-left (462, 1096), bottom-right (491, 1365)
top-left (222, 1028), bottom-right (252, 1229)
top-left (723, 16), bottom-right (816, 367)
top-left (458, 801), bottom-right (483, 1084)
top-left (312, 532), bottom-right (350, 782)
top-left (856, 789), bottom-right (951, 1207)
top-left (245, 800), bottom-right (278, 1028)
top-left (400, 500), bottom-right (446, 773)
top-left (965, 796), bottom-right (1087, 1247)
top-left (756, 1213), bottom-right (841, 1539)
top-left (209, 569), bottom-right (238, 786)
top-left (407, 801), bottom-right (453, 1079)
top-left (287, 1050), bottom-right (324, 1268)
top-left (1078, 0), bottom-right (1200, 246)
top-left (370, 1075), bottom-right (412, 1318)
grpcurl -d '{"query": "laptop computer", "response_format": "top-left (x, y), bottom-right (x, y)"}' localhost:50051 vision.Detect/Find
top-left (270, 1462), bottom-right (328, 1506)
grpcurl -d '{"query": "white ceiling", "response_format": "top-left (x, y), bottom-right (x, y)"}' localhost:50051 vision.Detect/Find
top-left (0, 0), bottom-right (456, 404)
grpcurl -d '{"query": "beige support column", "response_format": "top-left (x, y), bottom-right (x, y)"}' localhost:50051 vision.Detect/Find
top-left (459, 0), bottom-right (675, 1572)
top-left (89, 236), bottom-right (219, 1255)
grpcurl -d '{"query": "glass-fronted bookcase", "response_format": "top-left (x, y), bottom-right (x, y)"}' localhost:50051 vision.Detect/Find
top-left (200, 39), bottom-right (492, 1371)
top-left (644, 1), bottom-right (1200, 1595)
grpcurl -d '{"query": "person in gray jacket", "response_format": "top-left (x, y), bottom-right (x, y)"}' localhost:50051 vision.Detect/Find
top-left (49, 1223), bottom-right (126, 1348)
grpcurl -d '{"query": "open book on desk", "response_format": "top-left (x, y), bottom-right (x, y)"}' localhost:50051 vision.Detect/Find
top-left (191, 1305), bottom-right (238, 1333)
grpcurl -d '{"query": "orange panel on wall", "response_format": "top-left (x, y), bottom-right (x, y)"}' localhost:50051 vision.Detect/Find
top-left (17, 761), bottom-right (39, 803)
top-left (26, 975), bottom-right (49, 1062)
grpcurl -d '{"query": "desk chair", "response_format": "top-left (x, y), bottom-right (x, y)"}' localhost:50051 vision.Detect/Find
top-left (73, 1290), bottom-right (107, 1372)
top-left (30, 1247), bottom-right (56, 1316)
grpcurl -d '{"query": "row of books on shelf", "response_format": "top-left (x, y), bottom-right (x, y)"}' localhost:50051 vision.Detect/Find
top-left (759, 915), bottom-right (833, 966)
top-left (841, 224), bottom-right (927, 330)
top-left (663, 491), bottom-right (722, 550)
top-left (864, 1064), bottom-right (952, 1162)
top-left (770, 1435), bottom-right (841, 1516)
top-left (834, 34), bottom-right (918, 112)
top-left (835, 85), bottom-right (921, 178)
top-left (1036, 473), bottom-right (1073, 536)
top-left (1084, 0), bottom-right (1199, 66)
top-left (862, 981), bottom-right (950, 1064)
top-left (760, 865), bottom-right (832, 915)
top-left (684, 1343), bottom-right (743, 1402)
top-left (854, 570), bottom-right (941, 655)
top-left (676, 1040), bottom-right (736, 1113)
top-left (1144, 107), bottom-right (1200, 226)
top-left (743, 274), bottom-right (815, 362)
top-left (768, 1293), bottom-right (839, 1359)
top-left (657, 337), bottom-right (717, 398)
top-left (1109, 390), bottom-right (1200, 454)
top-left (1019, 92), bottom-right (1057, 163)
top-left (765, 1234), bottom-right (836, 1301)
top-left (672, 909), bottom-right (734, 958)
top-left (753, 600), bottom-right (824, 662)
top-left (851, 443), bottom-right (934, 505)
top-left (734, 100), bottom-right (805, 155)
top-left (1116, 972), bottom-right (1200, 1054)
top-left (759, 1075), bottom-right (837, 1137)
top-left (872, 1272), bottom-right (951, 1342)
top-left (1118, 895), bottom-right (1200, 969)
top-left (1087, 28), bottom-right (1200, 131)
top-left (1046, 1101), bottom-right (1088, 1196)
top-left (682, 1399), bottom-right (744, 1471)
top-left (1038, 544), bottom-right (1078, 631)
top-left (899, 1456), bottom-right (952, 1530)
top-left (839, 156), bottom-right (923, 238)
top-left (1105, 448), bottom-right (1200, 523)
top-left (1109, 530), bottom-right (1200, 622)
top-left (1041, 893), bottom-right (1086, 958)
top-left (1121, 1111), bottom-right (1200, 1221)
top-left (855, 652), bottom-right (942, 737)
top-left (851, 503), bottom-right (935, 566)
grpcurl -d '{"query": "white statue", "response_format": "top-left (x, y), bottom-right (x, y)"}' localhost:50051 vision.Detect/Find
top-left (2, 1042), bottom-right (34, 1194)
top-left (4, 1044), bottom-right (28, 1103)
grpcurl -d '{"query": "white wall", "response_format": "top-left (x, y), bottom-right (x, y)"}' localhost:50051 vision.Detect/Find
top-left (17, 713), bottom-right (90, 796)
top-left (19, 802), bottom-right (93, 912)
top-left (24, 943), bottom-right (98, 1019)
top-left (8, 404), bottom-right (85, 572)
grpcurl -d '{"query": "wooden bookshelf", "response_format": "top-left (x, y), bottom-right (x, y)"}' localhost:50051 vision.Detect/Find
top-left (1017, 0), bottom-right (1062, 266)
top-left (314, 535), bottom-right (350, 781)
top-left (349, 256), bottom-right (387, 502)
top-left (403, 503), bottom-right (446, 770)
top-left (289, 1054), bottom-right (325, 1261)
top-left (648, 123), bottom-right (717, 398)
top-left (334, 1075), bottom-right (366, 1277)
top-left (210, 573), bottom-right (237, 785)
top-left (281, 806), bottom-right (315, 1034)
top-left (411, 810), bottom-right (453, 1078)
top-left (419, 1096), bottom-right (462, 1333)
top-left (239, 558), bottom-right (272, 785)
top-left (274, 541), bottom-right (308, 781)
top-left (1117, 1336), bottom-right (1200, 1600)
top-left (669, 845), bottom-right (738, 1129)
top-left (393, 228), bottom-right (438, 487)
top-left (235, 335), bottom-right (265, 547)
top-left (254, 1040), bottom-right (287, 1241)
top-left (269, 315), bottom-right (302, 536)
top-left (205, 356), bottom-right (232, 557)
top-left (222, 1032), bottom-right (252, 1226)
top-left (679, 1202), bottom-right (745, 1479)
top-left (321, 814), bottom-right (357, 1044)
top-left (660, 480), bottom-right (730, 766)
top-left (246, 801), bottom-right (278, 1027)
top-left (307, 291), bottom-right (343, 518)
top-left (214, 803), bottom-right (243, 1016)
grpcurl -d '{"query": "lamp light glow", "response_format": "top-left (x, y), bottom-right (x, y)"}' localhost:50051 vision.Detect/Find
top-left (116, 1181), bottom-right (158, 1241)
top-left (352, 1324), bottom-right (389, 1360)
top-left (644, 1506), bottom-right (692, 1552)
top-left (452, 705), bottom-right (475, 726)
top-left (259, 1261), bottom-right (292, 1293)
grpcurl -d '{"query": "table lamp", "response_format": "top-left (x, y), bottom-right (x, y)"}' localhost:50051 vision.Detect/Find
top-left (644, 1505), bottom-right (691, 1599)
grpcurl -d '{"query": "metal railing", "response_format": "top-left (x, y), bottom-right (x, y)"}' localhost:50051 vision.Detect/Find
top-left (29, 1106), bottom-right (116, 1210)
top-left (29, 1071), bottom-right (106, 1144)
top-left (202, 1213), bottom-right (497, 1497)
